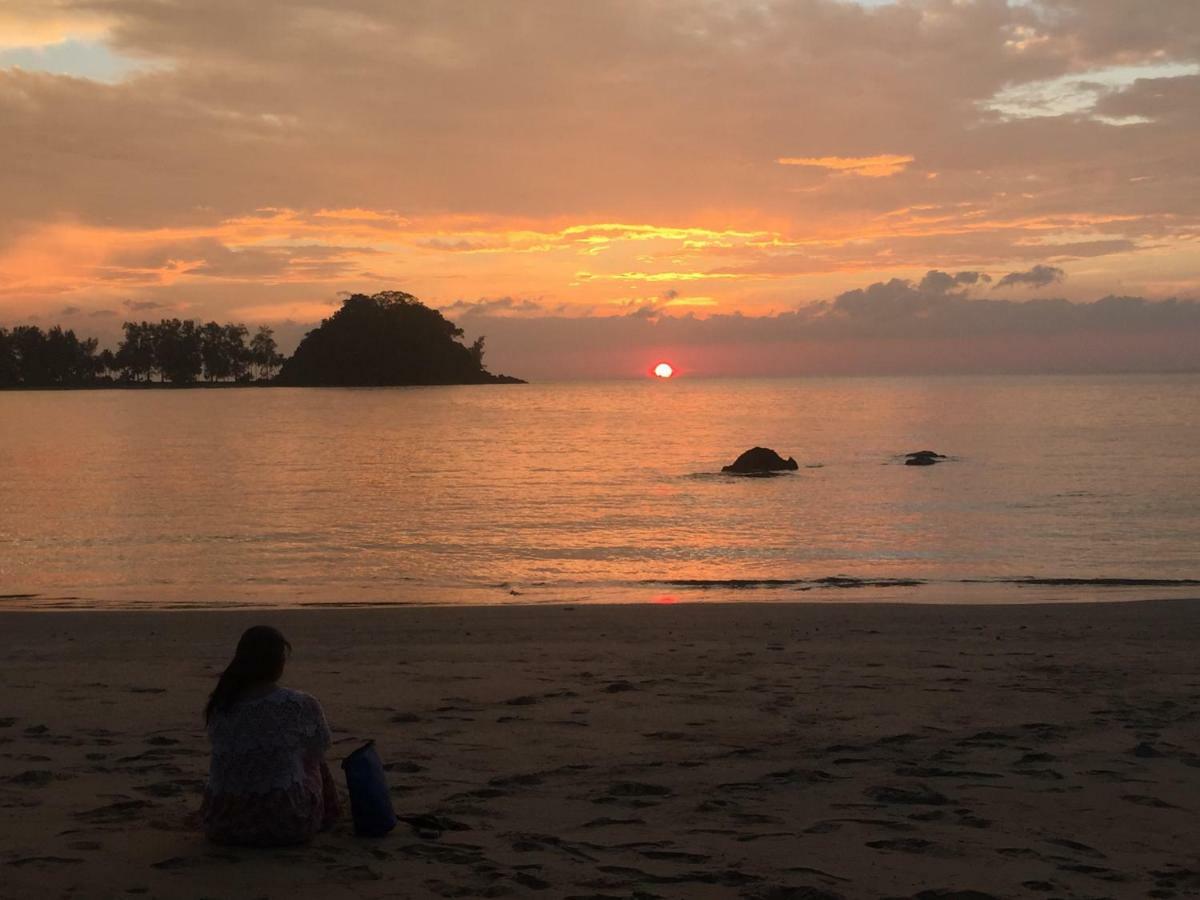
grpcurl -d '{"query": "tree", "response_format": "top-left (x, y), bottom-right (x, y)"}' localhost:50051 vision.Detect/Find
top-left (115, 321), bottom-right (156, 382)
top-left (0, 328), bottom-right (16, 387)
top-left (200, 321), bottom-right (232, 381)
top-left (152, 319), bottom-right (203, 383)
top-left (223, 323), bottom-right (251, 381)
top-left (0, 325), bottom-right (102, 386)
top-left (277, 290), bottom-right (520, 386)
top-left (249, 325), bottom-right (282, 380)
top-left (10, 326), bottom-right (51, 385)
top-left (98, 348), bottom-right (117, 378)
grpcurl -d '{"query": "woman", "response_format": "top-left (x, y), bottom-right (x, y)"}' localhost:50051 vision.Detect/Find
top-left (201, 625), bottom-right (340, 846)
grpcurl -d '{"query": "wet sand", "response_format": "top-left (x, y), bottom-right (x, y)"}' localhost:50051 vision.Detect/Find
top-left (1, 600), bottom-right (1199, 899)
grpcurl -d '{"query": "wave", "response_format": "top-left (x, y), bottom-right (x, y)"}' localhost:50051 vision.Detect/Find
top-left (986, 577), bottom-right (1200, 587)
top-left (643, 575), bottom-right (1200, 591)
top-left (647, 577), bottom-right (925, 590)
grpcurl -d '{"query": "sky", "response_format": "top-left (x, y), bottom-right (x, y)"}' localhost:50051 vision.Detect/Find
top-left (1, 0), bottom-right (1198, 378)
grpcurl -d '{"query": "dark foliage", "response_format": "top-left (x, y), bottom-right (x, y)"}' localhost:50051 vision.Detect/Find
top-left (111, 319), bottom-right (278, 384)
top-left (1, 293), bottom-right (518, 389)
top-left (278, 291), bottom-right (517, 386)
top-left (249, 325), bottom-right (284, 380)
top-left (0, 325), bottom-right (103, 387)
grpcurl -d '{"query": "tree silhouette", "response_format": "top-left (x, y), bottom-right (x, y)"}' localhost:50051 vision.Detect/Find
top-left (224, 323), bottom-right (252, 381)
top-left (278, 291), bottom-right (519, 386)
top-left (2, 294), bottom-right (524, 389)
top-left (0, 328), bottom-right (16, 387)
top-left (200, 322), bottom-right (233, 381)
top-left (249, 325), bottom-right (283, 380)
top-left (114, 322), bottom-right (156, 382)
top-left (0, 325), bottom-right (102, 387)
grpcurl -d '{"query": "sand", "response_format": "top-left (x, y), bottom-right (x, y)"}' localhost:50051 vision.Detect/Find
top-left (1, 599), bottom-right (1199, 899)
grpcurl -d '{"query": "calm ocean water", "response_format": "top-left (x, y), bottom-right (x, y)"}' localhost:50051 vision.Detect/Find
top-left (1, 376), bottom-right (1198, 609)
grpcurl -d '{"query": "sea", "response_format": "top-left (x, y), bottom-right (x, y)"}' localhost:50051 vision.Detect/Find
top-left (1, 375), bottom-right (1198, 609)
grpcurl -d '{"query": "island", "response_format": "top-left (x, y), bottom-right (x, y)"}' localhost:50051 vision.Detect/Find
top-left (0, 291), bottom-right (524, 388)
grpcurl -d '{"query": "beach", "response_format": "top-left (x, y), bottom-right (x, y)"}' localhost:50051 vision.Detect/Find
top-left (2, 599), bottom-right (1199, 899)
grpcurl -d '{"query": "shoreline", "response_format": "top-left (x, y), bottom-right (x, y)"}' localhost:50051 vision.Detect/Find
top-left (3, 600), bottom-right (1199, 897)
top-left (3, 580), bottom-right (1199, 612)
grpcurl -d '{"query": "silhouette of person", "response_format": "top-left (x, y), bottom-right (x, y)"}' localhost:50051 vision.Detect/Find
top-left (200, 626), bottom-right (340, 845)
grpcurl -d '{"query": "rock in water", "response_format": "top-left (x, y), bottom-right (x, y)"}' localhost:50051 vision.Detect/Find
top-left (905, 450), bottom-right (947, 466)
top-left (722, 447), bottom-right (800, 474)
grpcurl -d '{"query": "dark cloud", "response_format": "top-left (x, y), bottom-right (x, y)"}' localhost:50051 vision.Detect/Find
top-left (59, 305), bottom-right (81, 315)
top-left (952, 271), bottom-right (991, 285)
top-left (1095, 74), bottom-right (1200, 123)
top-left (916, 270), bottom-right (990, 294)
top-left (448, 272), bottom-right (1200, 377)
top-left (418, 238), bottom-right (496, 252)
top-left (441, 296), bottom-right (548, 317)
top-left (186, 244), bottom-right (373, 280)
top-left (122, 298), bottom-right (168, 311)
top-left (995, 265), bottom-right (1066, 290)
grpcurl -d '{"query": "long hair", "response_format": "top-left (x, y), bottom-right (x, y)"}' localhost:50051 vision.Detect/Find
top-left (204, 626), bottom-right (292, 724)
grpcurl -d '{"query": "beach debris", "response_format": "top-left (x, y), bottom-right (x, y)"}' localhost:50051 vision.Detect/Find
top-left (722, 447), bottom-right (799, 475)
top-left (904, 450), bottom-right (948, 466)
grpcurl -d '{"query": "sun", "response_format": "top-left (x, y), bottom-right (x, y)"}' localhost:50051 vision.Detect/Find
top-left (653, 361), bottom-right (674, 378)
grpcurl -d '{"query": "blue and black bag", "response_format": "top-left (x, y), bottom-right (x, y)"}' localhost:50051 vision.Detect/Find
top-left (341, 740), bottom-right (398, 837)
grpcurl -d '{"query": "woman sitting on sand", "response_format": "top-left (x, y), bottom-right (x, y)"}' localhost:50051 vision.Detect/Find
top-left (201, 625), bottom-right (339, 846)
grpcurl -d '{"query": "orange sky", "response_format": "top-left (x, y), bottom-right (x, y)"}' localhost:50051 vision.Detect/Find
top-left (1, 0), bottom-right (1198, 376)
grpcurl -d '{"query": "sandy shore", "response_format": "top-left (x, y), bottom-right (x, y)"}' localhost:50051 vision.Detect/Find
top-left (2, 600), bottom-right (1199, 899)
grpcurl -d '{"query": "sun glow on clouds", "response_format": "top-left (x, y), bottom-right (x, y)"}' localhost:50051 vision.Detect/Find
top-left (778, 155), bottom-right (915, 178)
top-left (0, 198), bottom-right (1183, 330)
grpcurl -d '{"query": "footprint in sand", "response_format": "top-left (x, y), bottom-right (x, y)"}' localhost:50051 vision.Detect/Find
top-left (76, 799), bottom-right (155, 824)
top-left (864, 785), bottom-right (951, 806)
top-left (866, 838), bottom-right (937, 854)
top-left (7, 856), bottom-right (84, 868)
top-left (0, 770), bottom-right (54, 787)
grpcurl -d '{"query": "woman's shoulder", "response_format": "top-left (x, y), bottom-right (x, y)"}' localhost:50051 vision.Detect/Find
top-left (273, 687), bottom-right (326, 714)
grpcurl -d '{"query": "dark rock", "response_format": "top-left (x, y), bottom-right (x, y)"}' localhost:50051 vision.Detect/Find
top-left (905, 450), bottom-right (947, 466)
top-left (722, 447), bottom-right (799, 474)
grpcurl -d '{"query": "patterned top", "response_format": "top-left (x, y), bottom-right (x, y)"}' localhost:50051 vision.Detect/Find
top-left (203, 686), bottom-right (338, 845)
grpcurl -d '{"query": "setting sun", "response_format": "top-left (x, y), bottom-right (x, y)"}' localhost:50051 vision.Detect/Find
top-left (653, 362), bottom-right (674, 379)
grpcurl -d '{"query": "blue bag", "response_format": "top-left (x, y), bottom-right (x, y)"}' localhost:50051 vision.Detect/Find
top-left (341, 740), bottom-right (398, 837)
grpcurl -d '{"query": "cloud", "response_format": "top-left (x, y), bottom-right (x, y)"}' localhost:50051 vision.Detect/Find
top-left (778, 155), bottom-right (915, 177)
top-left (995, 265), bottom-right (1066, 290)
top-left (122, 299), bottom-right (167, 311)
top-left (440, 296), bottom-right (550, 317)
top-left (454, 273), bottom-right (1200, 378)
top-left (916, 270), bottom-right (990, 294)
top-left (0, 0), bottom-right (1197, 332)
